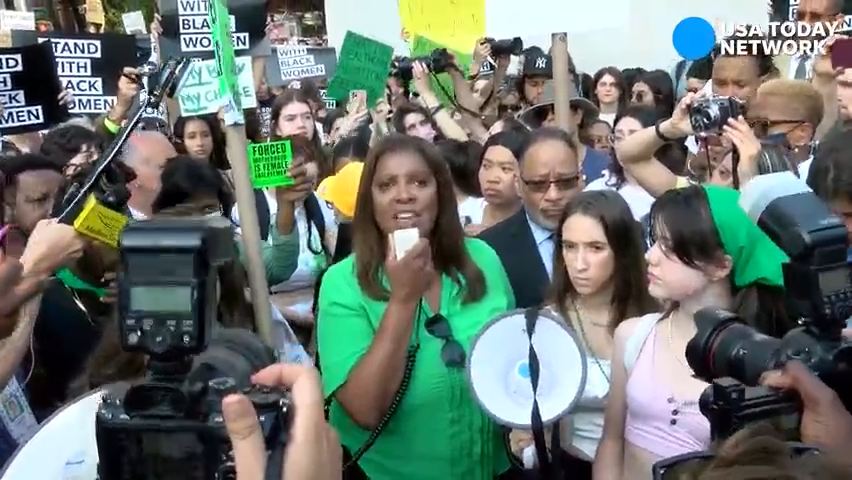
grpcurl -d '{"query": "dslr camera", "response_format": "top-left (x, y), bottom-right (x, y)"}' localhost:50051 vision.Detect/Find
top-left (391, 48), bottom-right (454, 81)
top-left (484, 37), bottom-right (523, 56)
top-left (688, 95), bottom-right (744, 134)
top-left (686, 175), bottom-right (852, 441)
top-left (95, 217), bottom-right (290, 480)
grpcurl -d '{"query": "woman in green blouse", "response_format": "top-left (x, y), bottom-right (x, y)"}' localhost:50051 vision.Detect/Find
top-left (317, 134), bottom-right (514, 480)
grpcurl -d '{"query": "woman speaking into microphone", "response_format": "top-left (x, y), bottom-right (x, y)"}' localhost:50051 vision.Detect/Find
top-left (316, 134), bottom-right (515, 480)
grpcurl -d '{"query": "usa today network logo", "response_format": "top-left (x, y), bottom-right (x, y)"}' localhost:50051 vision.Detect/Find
top-left (672, 17), bottom-right (837, 60)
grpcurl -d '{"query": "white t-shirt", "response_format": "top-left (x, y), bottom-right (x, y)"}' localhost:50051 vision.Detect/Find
top-left (584, 172), bottom-right (655, 220)
top-left (231, 190), bottom-right (337, 293)
top-left (599, 112), bottom-right (617, 127)
top-left (458, 196), bottom-right (486, 225)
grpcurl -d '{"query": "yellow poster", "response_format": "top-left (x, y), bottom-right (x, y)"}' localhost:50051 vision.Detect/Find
top-left (399, 0), bottom-right (485, 54)
top-left (85, 0), bottom-right (105, 26)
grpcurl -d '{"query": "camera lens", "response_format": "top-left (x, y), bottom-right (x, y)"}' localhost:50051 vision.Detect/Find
top-left (687, 308), bottom-right (782, 385)
top-left (187, 328), bottom-right (277, 390)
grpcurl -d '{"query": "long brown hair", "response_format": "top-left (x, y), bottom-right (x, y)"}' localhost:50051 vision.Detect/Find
top-left (549, 190), bottom-right (656, 332)
top-left (351, 134), bottom-right (486, 303)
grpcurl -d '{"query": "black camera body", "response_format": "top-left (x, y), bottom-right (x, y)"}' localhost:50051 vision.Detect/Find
top-left (485, 37), bottom-right (523, 56)
top-left (686, 175), bottom-right (852, 441)
top-left (688, 95), bottom-right (744, 134)
top-left (689, 307), bottom-right (852, 441)
top-left (392, 48), bottom-right (454, 81)
top-left (97, 379), bottom-right (290, 480)
top-left (96, 218), bottom-right (290, 480)
top-left (117, 217), bottom-right (234, 357)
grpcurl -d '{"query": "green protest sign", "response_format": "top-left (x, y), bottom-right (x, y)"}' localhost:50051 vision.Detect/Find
top-left (178, 57), bottom-right (256, 116)
top-left (208, 0), bottom-right (243, 125)
top-left (248, 140), bottom-right (294, 188)
top-left (410, 36), bottom-right (472, 107)
top-left (326, 31), bottom-right (394, 106)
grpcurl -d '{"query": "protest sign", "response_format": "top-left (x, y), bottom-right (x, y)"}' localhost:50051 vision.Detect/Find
top-left (178, 56), bottom-right (255, 116)
top-left (410, 35), bottom-right (472, 106)
top-left (207, 0), bottom-right (244, 125)
top-left (248, 140), bottom-right (294, 188)
top-left (326, 31), bottom-right (393, 106)
top-left (122, 11), bottom-right (147, 34)
top-left (266, 46), bottom-right (337, 87)
top-left (13, 31), bottom-right (137, 115)
top-left (0, 11), bottom-right (35, 31)
top-left (0, 41), bottom-right (67, 134)
top-left (319, 89), bottom-right (337, 110)
top-left (158, 0), bottom-right (270, 60)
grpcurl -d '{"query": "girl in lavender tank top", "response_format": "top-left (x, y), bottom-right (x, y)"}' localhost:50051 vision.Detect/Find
top-left (594, 186), bottom-right (795, 479)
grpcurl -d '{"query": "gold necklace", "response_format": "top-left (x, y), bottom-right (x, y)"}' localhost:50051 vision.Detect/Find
top-left (573, 301), bottom-right (609, 328)
top-left (570, 301), bottom-right (610, 383)
top-left (666, 314), bottom-right (691, 370)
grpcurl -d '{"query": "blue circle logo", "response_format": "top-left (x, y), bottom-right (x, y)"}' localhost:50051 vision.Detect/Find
top-left (517, 361), bottom-right (530, 379)
top-left (672, 17), bottom-right (716, 61)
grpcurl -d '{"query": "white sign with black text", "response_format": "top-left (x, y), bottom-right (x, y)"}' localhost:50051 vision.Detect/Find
top-left (177, 0), bottom-right (247, 52)
top-left (42, 37), bottom-right (114, 114)
top-left (277, 46), bottom-right (325, 81)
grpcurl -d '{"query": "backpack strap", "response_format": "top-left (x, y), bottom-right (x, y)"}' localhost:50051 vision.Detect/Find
top-left (253, 189), bottom-right (271, 241)
top-left (623, 313), bottom-right (662, 372)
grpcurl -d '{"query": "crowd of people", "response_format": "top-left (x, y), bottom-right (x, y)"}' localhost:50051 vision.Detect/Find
top-left (5, 0), bottom-right (852, 479)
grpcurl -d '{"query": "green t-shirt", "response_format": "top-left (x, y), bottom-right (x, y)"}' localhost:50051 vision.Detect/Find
top-left (317, 238), bottom-right (515, 480)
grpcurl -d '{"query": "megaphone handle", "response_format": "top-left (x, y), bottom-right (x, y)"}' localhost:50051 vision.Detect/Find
top-left (523, 307), bottom-right (564, 479)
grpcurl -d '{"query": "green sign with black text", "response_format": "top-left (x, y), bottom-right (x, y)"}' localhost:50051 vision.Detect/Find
top-left (208, 0), bottom-right (243, 125)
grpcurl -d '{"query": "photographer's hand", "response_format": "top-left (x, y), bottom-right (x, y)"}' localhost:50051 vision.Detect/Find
top-left (223, 364), bottom-right (341, 480)
top-left (659, 91), bottom-right (698, 139)
top-left (722, 115), bottom-right (761, 186)
top-left (412, 61), bottom-right (434, 98)
top-left (761, 361), bottom-right (852, 450)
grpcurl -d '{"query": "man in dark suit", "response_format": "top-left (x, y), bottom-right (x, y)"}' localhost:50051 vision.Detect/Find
top-left (479, 128), bottom-right (584, 309)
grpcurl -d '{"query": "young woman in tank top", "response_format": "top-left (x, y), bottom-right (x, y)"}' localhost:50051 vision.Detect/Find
top-left (594, 185), bottom-right (795, 479)
top-left (507, 190), bottom-right (656, 480)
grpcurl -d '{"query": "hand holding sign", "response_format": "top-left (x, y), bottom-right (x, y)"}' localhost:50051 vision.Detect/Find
top-left (275, 160), bottom-right (313, 204)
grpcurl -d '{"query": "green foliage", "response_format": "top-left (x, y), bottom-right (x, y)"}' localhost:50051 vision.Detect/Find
top-left (102, 0), bottom-right (156, 33)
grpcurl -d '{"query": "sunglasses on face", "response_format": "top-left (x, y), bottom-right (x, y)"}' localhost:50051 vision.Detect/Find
top-left (425, 313), bottom-right (466, 368)
top-left (651, 442), bottom-right (821, 479)
top-left (521, 175), bottom-right (581, 193)
top-left (746, 119), bottom-right (804, 139)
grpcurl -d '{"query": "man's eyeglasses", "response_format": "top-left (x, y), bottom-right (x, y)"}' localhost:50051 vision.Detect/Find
top-left (520, 175), bottom-right (581, 193)
top-left (651, 442), bottom-right (821, 479)
top-left (425, 314), bottom-right (466, 368)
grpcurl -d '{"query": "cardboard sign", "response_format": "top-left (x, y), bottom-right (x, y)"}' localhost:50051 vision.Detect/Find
top-left (326, 31), bottom-right (393, 105)
top-left (177, 56), bottom-right (255, 116)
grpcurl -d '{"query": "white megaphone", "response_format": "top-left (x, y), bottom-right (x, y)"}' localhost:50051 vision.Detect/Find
top-left (467, 308), bottom-right (587, 429)
top-left (0, 390), bottom-right (103, 480)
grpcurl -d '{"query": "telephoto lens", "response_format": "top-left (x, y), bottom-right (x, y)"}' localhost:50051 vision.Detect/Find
top-left (686, 307), bottom-right (784, 386)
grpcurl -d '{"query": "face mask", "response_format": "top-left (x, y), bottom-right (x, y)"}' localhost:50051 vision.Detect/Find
top-left (763, 132), bottom-right (789, 147)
